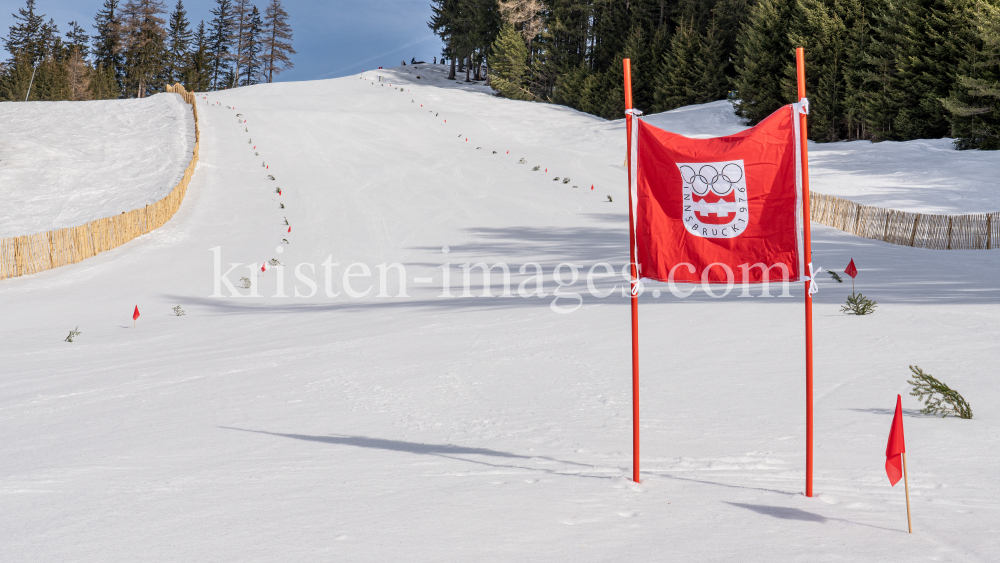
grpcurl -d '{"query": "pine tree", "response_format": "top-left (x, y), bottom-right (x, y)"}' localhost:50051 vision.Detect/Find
top-left (655, 19), bottom-right (727, 111)
top-left (118, 0), bottom-right (168, 98)
top-left (4, 0), bottom-right (47, 62)
top-left (208, 0), bottom-right (236, 89)
top-left (262, 0), bottom-right (294, 83)
top-left (943, 0), bottom-right (1000, 149)
top-left (184, 20), bottom-right (212, 91)
top-left (429, 0), bottom-right (461, 79)
top-left (65, 21), bottom-right (91, 61)
top-left (488, 22), bottom-right (533, 100)
top-left (891, 0), bottom-right (978, 140)
top-left (240, 6), bottom-right (264, 86)
top-left (732, 0), bottom-right (795, 125)
top-left (166, 0), bottom-right (192, 85)
top-left (786, 0), bottom-right (849, 142)
top-left (92, 0), bottom-right (124, 96)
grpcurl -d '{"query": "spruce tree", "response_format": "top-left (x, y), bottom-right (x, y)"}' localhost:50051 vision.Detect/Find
top-left (92, 0), bottom-right (124, 96)
top-left (119, 0), bottom-right (168, 98)
top-left (785, 0), bottom-right (849, 142)
top-left (208, 0), bottom-right (236, 89)
top-left (488, 22), bottom-right (533, 100)
top-left (4, 0), bottom-right (46, 62)
top-left (166, 0), bottom-right (192, 85)
top-left (184, 20), bottom-right (213, 91)
top-left (65, 21), bottom-right (91, 61)
top-left (943, 0), bottom-right (1000, 149)
top-left (240, 6), bottom-right (264, 86)
top-left (655, 19), bottom-right (727, 111)
top-left (731, 0), bottom-right (795, 125)
top-left (891, 0), bottom-right (978, 140)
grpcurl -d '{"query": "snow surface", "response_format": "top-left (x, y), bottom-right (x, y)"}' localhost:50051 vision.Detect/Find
top-left (1, 64), bottom-right (999, 561)
top-left (0, 94), bottom-right (196, 238)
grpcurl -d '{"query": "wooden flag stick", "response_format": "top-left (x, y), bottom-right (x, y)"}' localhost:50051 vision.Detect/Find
top-left (902, 452), bottom-right (913, 533)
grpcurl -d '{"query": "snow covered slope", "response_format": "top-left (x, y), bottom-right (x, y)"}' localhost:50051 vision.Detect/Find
top-left (0, 94), bottom-right (196, 238)
top-left (1, 65), bottom-right (998, 562)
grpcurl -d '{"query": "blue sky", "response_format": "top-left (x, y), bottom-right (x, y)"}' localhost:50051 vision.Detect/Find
top-left (1, 0), bottom-right (444, 81)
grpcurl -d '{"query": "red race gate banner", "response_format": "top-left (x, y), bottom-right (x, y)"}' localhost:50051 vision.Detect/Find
top-left (631, 104), bottom-right (808, 285)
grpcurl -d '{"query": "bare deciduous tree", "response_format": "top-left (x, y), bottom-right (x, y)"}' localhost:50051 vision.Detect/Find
top-left (262, 0), bottom-right (294, 83)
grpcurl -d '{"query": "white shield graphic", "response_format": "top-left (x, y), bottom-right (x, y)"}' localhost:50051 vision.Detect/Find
top-left (678, 160), bottom-right (748, 239)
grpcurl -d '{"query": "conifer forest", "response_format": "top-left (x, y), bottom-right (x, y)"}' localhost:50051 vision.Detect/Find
top-left (431, 0), bottom-right (1000, 148)
top-left (1, 0), bottom-right (295, 102)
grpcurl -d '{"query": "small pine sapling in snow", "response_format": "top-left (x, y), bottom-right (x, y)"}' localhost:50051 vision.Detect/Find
top-left (284, 217), bottom-right (289, 225)
top-left (563, 178), bottom-right (571, 184)
top-left (531, 165), bottom-right (539, 171)
top-left (269, 258), bottom-right (283, 266)
top-left (64, 326), bottom-right (81, 342)
top-left (492, 151), bottom-right (497, 154)
top-left (280, 203), bottom-right (285, 209)
top-left (607, 195), bottom-right (613, 202)
top-left (275, 187), bottom-right (282, 195)
top-left (173, 305), bottom-right (186, 316)
top-left (267, 175), bottom-right (275, 180)
top-left (828, 271), bottom-right (843, 283)
top-left (841, 293), bottom-right (877, 315)
top-left (240, 276), bottom-right (252, 288)
top-left (908, 365), bottom-right (972, 419)
top-left (255, 152), bottom-right (258, 156)
top-left (282, 238), bottom-right (289, 244)
top-left (553, 177), bottom-right (560, 181)
top-left (519, 158), bottom-right (527, 164)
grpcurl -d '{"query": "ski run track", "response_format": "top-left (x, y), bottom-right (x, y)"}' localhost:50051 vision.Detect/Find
top-left (1, 64), bottom-right (998, 562)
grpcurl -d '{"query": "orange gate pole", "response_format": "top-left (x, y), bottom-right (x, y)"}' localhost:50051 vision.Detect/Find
top-left (623, 58), bottom-right (640, 484)
top-left (795, 47), bottom-right (815, 498)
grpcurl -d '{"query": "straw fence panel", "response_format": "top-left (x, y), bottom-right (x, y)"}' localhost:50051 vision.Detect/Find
top-left (809, 192), bottom-right (999, 250)
top-left (0, 84), bottom-right (199, 281)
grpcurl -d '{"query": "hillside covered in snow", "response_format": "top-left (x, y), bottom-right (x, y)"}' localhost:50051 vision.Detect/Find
top-left (0, 94), bottom-right (195, 238)
top-left (0, 64), bottom-right (998, 561)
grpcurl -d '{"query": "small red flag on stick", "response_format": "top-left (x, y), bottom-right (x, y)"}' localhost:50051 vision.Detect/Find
top-left (287, 226), bottom-right (291, 233)
top-left (132, 305), bottom-right (140, 328)
top-left (261, 263), bottom-right (266, 273)
top-left (845, 258), bottom-right (858, 293)
top-left (885, 394), bottom-right (912, 533)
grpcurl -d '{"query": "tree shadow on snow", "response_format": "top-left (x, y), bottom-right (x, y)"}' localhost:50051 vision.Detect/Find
top-left (220, 427), bottom-right (614, 480)
top-left (724, 502), bottom-right (903, 532)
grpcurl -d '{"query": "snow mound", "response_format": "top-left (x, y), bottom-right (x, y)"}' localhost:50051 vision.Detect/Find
top-left (0, 94), bottom-right (196, 238)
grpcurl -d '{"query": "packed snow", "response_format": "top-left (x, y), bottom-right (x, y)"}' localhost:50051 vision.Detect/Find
top-left (1, 63), bottom-right (998, 561)
top-left (0, 94), bottom-right (196, 238)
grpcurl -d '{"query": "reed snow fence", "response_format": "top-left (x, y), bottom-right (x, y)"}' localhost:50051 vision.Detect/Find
top-left (810, 192), bottom-right (999, 250)
top-left (0, 84), bottom-right (200, 280)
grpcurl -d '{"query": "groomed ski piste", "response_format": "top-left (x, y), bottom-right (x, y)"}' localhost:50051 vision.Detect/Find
top-left (2, 63), bottom-right (998, 561)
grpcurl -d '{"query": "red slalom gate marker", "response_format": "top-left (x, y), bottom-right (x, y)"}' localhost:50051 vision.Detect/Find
top-left (288, 226), bottom-right (291, 233)
top-left (261, 263), bottom-right (266, 273)
top-left (591, 185), bottom-right (594, 190)
top-left (132, 305), bottom-right (140, 328)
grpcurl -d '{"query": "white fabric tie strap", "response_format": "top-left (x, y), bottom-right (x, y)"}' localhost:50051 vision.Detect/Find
top-left (625, 108), bottom-right (644, 117)
top-left (804, 262), bottom-right (822, 295)
top-left (792, 97), bottom-right (810, 115)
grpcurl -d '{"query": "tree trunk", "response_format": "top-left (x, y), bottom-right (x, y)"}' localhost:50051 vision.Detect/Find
top-left (465, 56), bottom-right (470, 82)
top-left (448, 52), bottom-right (456, 80)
